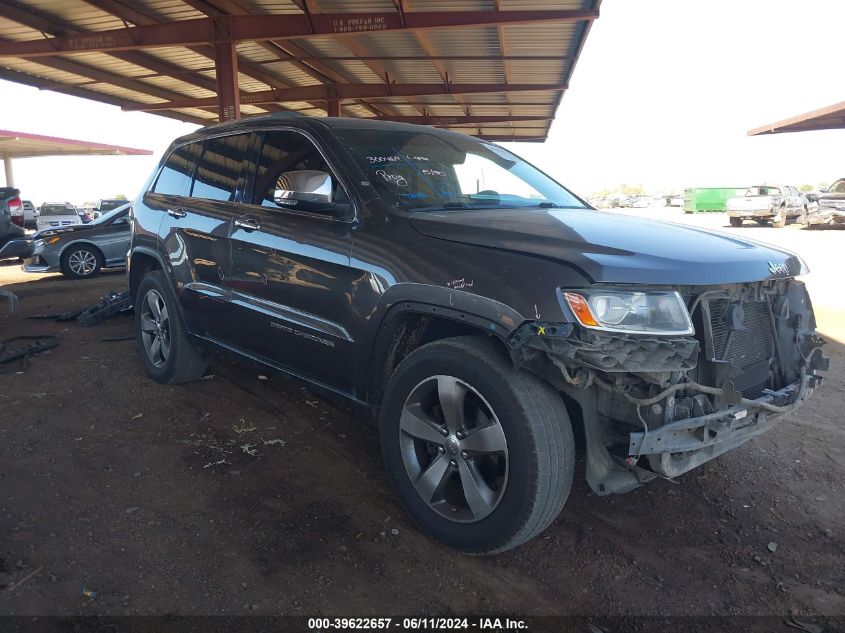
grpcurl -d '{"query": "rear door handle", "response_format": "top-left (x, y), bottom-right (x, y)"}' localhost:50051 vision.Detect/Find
top-left (235, 216), bottom-right (261, 231)
top-left (167, 207), bottom-right (186, 218)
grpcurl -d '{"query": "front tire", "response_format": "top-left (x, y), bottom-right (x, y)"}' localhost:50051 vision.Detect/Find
top-left (61, 244), bottom-right (102, 279)
top-left (379, 336), bottom-right (574, 554)
top-left (134, 271), bottom-right (207, 384)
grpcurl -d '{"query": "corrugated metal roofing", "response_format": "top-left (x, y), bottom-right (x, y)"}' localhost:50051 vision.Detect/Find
top-left (0, 128), bottom-right (152, 158)
top-left (0, 0), bottom-right (601, 139)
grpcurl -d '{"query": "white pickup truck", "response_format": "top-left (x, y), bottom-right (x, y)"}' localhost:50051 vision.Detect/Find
top-left (726, 185), bottom-right (806, 228)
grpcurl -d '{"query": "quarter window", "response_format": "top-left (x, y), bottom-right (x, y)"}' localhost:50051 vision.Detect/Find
top-left (191, 134), bottom-right (251, 202)
top-left (153, 142), bottom-right (201, 196)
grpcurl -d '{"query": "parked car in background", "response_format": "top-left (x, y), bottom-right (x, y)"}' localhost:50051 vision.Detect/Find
top-left (36, 202), bottom-right (82, 231)
top-left (726, 185), bottom-right (806, 227)
top-left (127, 115), bottom-right (825, 554)
top-left (24, 203), bottom-right (131, 278)
top-left (22, 200), bottom-right (37, 229)
top-left (0, 187), bottom-right (31, 261)
top-left (806, 178), bottom-right (845, 229)
top-left (95, 198), bottom-right (127, 218)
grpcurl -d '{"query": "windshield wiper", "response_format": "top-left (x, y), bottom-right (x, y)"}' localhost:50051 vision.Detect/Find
top-left (412, 201), bottom-right (478, 212)
top-left (536, 202), bottom-right (587, 209)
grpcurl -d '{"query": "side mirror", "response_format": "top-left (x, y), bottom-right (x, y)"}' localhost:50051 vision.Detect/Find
top-left (805, 193), bottom-right (818, 202)
top-left (273, 169), bottom-right (349, 217)
top-left (274, 170), bottom-right (333, 205)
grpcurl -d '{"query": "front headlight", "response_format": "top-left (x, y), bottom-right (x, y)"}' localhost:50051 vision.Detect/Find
top-left (33, 239), bottom-right (45, 249)
top-left (561, 289), bottom-right (694, 335)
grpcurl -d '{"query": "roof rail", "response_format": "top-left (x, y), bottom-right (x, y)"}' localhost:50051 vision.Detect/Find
top-left (266, 111), bottom-right (305, 119)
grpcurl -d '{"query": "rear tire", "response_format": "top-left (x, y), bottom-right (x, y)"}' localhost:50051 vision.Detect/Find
top-left (134, 270), bottom-right (207, 384)
top-left (61, 244), bottom-right (102, 279)
top-left (729, 217), bottom-right (743, 227)
top-left (379, 336), bottom-right (574, 555)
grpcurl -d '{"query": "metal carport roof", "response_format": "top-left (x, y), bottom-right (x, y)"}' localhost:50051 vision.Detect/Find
top-left (748, 100), bottom-right (845, 136)
top-left (1, 128), bottom-right (152, 186)
top-left (0, 129), bottom-right (153, 158)
top-left (0, 0), bottom-right (601, 142)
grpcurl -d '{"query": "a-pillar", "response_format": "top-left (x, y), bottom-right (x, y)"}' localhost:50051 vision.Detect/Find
top-left (214, 42), bottom-right (241, 122)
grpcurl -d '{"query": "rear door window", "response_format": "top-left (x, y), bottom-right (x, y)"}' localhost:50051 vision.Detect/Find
top-left (153, 142), bottom-right (202, 196)
top-left (191, 134), bottom-right (251, 202)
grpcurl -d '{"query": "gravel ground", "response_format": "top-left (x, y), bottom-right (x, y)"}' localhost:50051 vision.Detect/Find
top-left (0, 209), bottom-right (842, 618)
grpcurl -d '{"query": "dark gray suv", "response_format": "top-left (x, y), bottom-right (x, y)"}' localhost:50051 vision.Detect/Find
top-left (128, 114), bottom-right (827, 554)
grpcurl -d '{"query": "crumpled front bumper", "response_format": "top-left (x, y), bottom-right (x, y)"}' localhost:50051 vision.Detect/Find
top-left (627, 375), bottom-right (822, 478)
top-left (22, 241), bottom-right (61, 273)
top-left (807, 207), bottom-right (845, 226)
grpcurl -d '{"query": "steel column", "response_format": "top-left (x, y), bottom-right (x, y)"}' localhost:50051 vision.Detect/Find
top-left (3, 157), bottom-right (13, 187)
top-left (214, 41), bottom-right (240, 122)
top-left (326, 100), bottom-right (340, 117)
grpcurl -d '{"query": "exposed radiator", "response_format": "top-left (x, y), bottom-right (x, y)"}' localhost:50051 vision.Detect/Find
top-left (706, 298), bottom-right (775, 397)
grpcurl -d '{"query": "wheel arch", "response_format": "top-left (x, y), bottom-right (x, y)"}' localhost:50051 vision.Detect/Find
top-left (128, 246), bottom-right (167, 301)
top-left (357, 285), bottom-right (526, 410)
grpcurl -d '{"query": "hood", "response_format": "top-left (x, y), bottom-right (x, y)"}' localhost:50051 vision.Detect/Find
top-left (409, 208), bottom-right (806, 285)
top-left (817, 191), bottom-right (845, 206)
top-left (35, 224), bottom-right (91, 238)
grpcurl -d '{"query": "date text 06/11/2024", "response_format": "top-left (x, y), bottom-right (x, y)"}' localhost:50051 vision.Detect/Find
top-left (307, 617), bottom-right (529, 630)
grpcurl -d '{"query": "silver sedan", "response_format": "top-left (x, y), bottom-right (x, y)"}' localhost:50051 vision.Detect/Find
top-left (23, 203), bottom-right (132, 279)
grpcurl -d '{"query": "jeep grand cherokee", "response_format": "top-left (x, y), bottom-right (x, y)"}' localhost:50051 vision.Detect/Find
top-left (128, 114), bottom-right (827, 554)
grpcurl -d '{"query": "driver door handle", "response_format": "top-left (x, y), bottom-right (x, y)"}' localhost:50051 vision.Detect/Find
top-left (235, 216), bottom-right (261, 231)
top-left (166, 207), bottom-right (186, 218)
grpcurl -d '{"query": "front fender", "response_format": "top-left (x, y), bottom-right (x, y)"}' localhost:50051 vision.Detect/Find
top-left (353, 283), bottom-right (526, 401)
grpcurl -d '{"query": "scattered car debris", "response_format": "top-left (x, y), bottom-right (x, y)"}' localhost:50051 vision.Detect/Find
top-left (5, 566), bottom-right (44, 593)
top-left (0, 289), bottom-right (18, 313)
top-left (768, 541), bottom-right (778, 553)
top-left (77, 289), bottom-right (132, 327)
top-left (785, 618), bottom-right (825, 633)
top-left (26, 309), bottom-right (84, 321)
top-left (0, 335), bottom-right (60, 374)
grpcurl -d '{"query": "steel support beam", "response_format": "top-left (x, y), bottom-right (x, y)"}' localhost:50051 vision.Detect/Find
top-left (3, 157), bottom-right (13, 187)
top-left (0, 10), bottom-right (598, 58)
top-left (326, 100), bottom-right (340, 117)
top-left (124, 83), bottom-right (565, 111)
top-left (214, 41), bottom-right (241, 122)
top-left (372, 115), bottom-right (550, 125)
top-left (477, 136), bottom-right (545, 143)
top-left (0, 0), bottom-right (221, 95)
top-left (0, 67), bottom-right (211, 126)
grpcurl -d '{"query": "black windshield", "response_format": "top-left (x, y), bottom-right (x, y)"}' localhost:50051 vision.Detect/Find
top-left (333, 128), bottom-right (586, 212)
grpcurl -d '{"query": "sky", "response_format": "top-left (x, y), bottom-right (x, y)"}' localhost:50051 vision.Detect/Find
top-left (1, 0), bottom-right (843, 204)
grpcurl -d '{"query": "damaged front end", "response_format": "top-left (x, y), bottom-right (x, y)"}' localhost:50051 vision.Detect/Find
top-left (510, 279), bottom-right (828, 495)
top-left (807, 204), bottom-right (845, 228)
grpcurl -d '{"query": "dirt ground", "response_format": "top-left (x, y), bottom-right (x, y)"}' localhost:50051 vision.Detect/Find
top-left (0, 211), bottom-right (843, 619)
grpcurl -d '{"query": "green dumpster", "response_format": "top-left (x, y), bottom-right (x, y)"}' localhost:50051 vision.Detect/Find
top-left (683, 187), bottom-right (747, 213)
